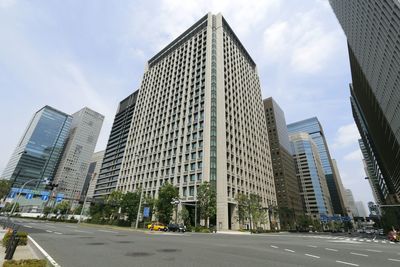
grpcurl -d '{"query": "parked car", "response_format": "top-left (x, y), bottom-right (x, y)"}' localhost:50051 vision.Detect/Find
top-left (147, 222), bottom-right (167, 231)
top-left (167, 223), bottom-right (186, 232)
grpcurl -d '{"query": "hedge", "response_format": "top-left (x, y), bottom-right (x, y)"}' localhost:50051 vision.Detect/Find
top-left (3, 259), bottom-right (47, 267)
top-left (2, 231), bottom-right (28, 248)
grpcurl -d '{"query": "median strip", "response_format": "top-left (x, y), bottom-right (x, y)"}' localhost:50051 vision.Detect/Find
top-left (335, 260), bottom-right (359, 266)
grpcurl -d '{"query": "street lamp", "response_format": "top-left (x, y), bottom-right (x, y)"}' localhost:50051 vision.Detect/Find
top-left (171, 198), bottom-right (180, 224)
top-left (9, 178), bottom-right (46, 216)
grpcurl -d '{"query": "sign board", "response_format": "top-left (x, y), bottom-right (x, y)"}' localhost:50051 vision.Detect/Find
top-left (41, 195), bottom-right (49, 201)
top-left (143, 207), bottom-right (150, 218)
top-left (56, 196), bottom-right (63, 203)
top-left (9, 192), bottom-right (16, 199)
top-left (26, 193), bottom-right (33, 200)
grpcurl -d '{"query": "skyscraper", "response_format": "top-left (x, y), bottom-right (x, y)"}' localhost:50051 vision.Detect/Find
top-left (344, 189), bottom-right (357, 217)
top-left (2, 106), bottom-right (71, 190)
top-left (290, 132), bottom-right (333, 219)
top-left (53, 107), bottom-right (104, 203)
top-left (83, 150), bottom-right (105, 201)
top-left (117, 13), bottom-right (276, 230)
top-left (288, 117), bottom-right (346, 215)
top-left (93, 91), bottom-right (139, 199)
top-left (330, 0), bottom-right (400, 203)
top-left (263, 97), bottom-right (303, 228)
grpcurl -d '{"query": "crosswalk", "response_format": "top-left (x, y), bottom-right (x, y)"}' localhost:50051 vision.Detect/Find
top-left (302, 235), bottom-right (399, 245)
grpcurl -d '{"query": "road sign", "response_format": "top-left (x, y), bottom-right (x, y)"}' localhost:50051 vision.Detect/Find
top-left (56, 196), bottom-right (63, 203)
top-left (143, 207), bottom-right (150, 218)
top-left (41, 195), bottom-right (49, 201)
top-left (26, 193), bottom-right (33, 200)
top-left (9, 192), bottom-right (16, 198)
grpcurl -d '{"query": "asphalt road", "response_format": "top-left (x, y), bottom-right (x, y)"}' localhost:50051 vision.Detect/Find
top-left (4, 217), bottom-right (400, 267)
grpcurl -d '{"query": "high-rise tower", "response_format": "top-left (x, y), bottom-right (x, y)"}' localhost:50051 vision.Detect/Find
top-left (2, 106), bottom-right (71, 190)
top-left (263, 97), bottom-right (303, 228)
top-left (288, 117), bottom-right (346, 215)
top-left (117, 13), bottom-right (276, 230)
top-left (330, 0), bottom-right (400, 203)
top-left (53, 107), bottom-right (104, 203)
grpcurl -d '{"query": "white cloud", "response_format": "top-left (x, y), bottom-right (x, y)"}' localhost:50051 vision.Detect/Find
top-left (262, 7), bottom-right (342, 74)
top-left (344, 149), bottom-right (362, 161)
top-left (333, 123), bottom-right (360, 148)
top-left (0, 0), bottom-right (16, 8)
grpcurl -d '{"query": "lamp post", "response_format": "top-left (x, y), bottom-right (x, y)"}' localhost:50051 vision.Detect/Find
top-left (171, 198), bottom-right (180, 224)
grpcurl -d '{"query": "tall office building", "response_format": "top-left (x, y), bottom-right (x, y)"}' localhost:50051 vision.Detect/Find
top-left (344, 189), bottom-right (357, 217)
top-left (288, 117), bottom-right (346, 215)
top-left (330, 0), bottom-right (400, 203)
top-left (117, 13), bottom-right (277, 230)
top-left (331, 159), bottom-right (349, 216)
top-left (355, 201), bottom-right (368, 218)
top-left (263, 97), bottom-right (303, 228)
top-left (2, 106), bottom-right (71, 190)
top-left (83, 150), bottom-right (105, 201)
top-left (53, 107), bottom-right (104, 202)
top-left (290, 133), bottom-right (332, 219)
top-left (358, 139), bottom-right (387, 204)
top-left (93, 90), bottom-right (139, 199)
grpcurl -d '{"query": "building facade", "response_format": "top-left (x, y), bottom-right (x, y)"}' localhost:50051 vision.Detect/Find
top-left (290, 132), bottom-right (333, 219)
top-left (83, 150), bottom-right (105, 201)
top-left (344, 189), bottom-right (358, 217)
top-left (53, 107), bottom-right (104, 202)
top-left (2, 106), bottom-right (71, 190)
top-left (330, 0), bottom-right (400, 203)
top-left (288, 117), bottom-right (346, 215)
top-left (93, 91), bottom-right (139, 199)
top-left (263, 97), bottom-right (303, 228)
top-left (117, 13), bottom-right (277, 230)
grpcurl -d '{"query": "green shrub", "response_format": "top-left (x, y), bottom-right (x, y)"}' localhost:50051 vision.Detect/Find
top-left (2, 231), bottom-right (28, 248)
top-left (3, 259), bottom-right (47, 267)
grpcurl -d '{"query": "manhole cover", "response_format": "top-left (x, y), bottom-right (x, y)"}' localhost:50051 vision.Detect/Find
top-left (115, 241), bottom-right (134, 244)
top-left (157, 249), bottom-right (181, 253)
top-left (125, 252), bottom-right (154, 257)
top-left (86, 242), bottom-right (105, 245)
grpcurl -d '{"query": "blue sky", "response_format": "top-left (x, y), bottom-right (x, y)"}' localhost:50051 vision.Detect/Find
top-left (0, 0), bottom-right (373, 208)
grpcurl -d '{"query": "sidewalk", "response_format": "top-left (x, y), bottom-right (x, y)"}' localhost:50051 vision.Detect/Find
top-left (0, 229), bottom-right (40, 266)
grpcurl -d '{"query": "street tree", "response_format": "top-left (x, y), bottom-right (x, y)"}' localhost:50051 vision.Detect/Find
top-left (178, 206), bottom-right (190, 226)
top-left (106, 190), bottom-right (124, 220)
top-left (55, 201), bottom-right (70, 215)
top-left (120, 191), bottom-right (140, 224)
top-left (0, 180), bottom-right (11, 200)
top-left (156, 183), bottom-right (179, 224)
top-left (197, 181), bottom-right (216, 228)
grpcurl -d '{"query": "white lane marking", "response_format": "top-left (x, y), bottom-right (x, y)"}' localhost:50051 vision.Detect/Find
top-left (388, 258), bottom-right (400, 262)
top-left (381, 241), bottom-right (386, 243)
top-left (325, 248), bottom-right (338, 252)
top-left (366, 249), bottom-right (382, 253)
top-left (336, 260), bottom-right (359, 266)
top-left (28, 236), bottom-right (61, 267)
top-left (373, 240), bottom-right (378, 243)
top-left (45, 230), bottom-right (53, 233)
top-left (305, 254), bottom-right (320, 259)
top-left (54, 232), bottom-right (63, 235)
top-left (23, 225), bottom-right (33, 228)
top-left (307, 245), bottom-right (317, 248)
top-left (98, 229), bottom-right (118, 234)
top-left (390, 242), bottom-right (395, 244)
top-left (366, 240), bottom-right (371, 242)
top-left (74, 229), bottom-right (93, 233)
top-left (284, 249), bottom-right (295, 253)
top-left (270, 245), bottom-right (279, 249)
top-left (350, 252), bottom-right (368, 257)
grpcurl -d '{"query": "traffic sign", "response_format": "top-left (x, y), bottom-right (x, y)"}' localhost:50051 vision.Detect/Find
top-left (143, 207), bottom-right (150, 218)
top-left (26, 193), bottom-right (33, 200)
top-left (56, 196), bottom-right (63, 203)
top-left (41, 195), bottom-right (49, 201)
top-left (9, 192), bottom-right (16, 198)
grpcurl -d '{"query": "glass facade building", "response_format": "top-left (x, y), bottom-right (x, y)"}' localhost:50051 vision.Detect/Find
top-left (290, 132), bottom-right (332, 218)
top-left (330, 0), bottom-right (400, 203)
top-left (2, 106), bottom-right (72, 190)
top-left (288, 117), bottom-right (346, 215)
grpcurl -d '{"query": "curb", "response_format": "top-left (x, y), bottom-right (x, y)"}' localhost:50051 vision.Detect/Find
top-left (28, 236), bottom-right (61, 267)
